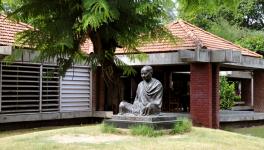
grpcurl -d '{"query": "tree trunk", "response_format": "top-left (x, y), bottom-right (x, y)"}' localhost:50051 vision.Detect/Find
top-left (89, 30), bottom-right (122, 114)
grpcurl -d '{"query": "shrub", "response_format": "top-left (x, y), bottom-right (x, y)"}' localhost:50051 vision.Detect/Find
top-left (171, 118), bottom-right (192, 134)
top-left (234, 95), bottom-right (241, 102)
top-left (220, 77), bottom-right (236, 109)
top-left (236, 34), bottom-right (264, 52)
top-left (130, 124), bottom-right (163, 137)
top-left (100, 123), bottom-right (118, 134)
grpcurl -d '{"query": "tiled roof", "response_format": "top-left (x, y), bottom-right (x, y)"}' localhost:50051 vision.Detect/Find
top-left (1, 14), bottom-right (260, 58)
top-left (81, 39), bottom-right (94, 54)
top-left (0, 14), bottom-right (33, 46)
top-left (115, 20), bottom-right (261, 58)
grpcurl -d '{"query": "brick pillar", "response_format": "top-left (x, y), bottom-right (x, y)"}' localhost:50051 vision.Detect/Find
top-left (241, 79), bottom-right (252, 106)
top-left (190, 63), bottom-right (219, 128)
top-left (253, 70), bottom-right (264, 112)
top-left (211, 64), bottom-right (220, 129)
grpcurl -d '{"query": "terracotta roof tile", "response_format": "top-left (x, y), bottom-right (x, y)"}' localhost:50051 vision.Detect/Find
top-left (121, 20), bottom-right (260, 57)
top-left (0, 14), bottom-right (33, 46)
top-left (2, 14), bottom-right (259, 58)
top-left (83, 20), bottom-right (261, 58)
top-left (80, 38), bottom-right (94, 54)
top-left (180, 20), bottom-right (260, 57)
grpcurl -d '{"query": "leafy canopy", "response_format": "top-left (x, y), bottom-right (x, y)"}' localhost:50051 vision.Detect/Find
top-left (2, 0), bottom-right (241, 75)
top-left (1, 0), bottom-right (241, 110)
top-left (177, 0), bottom-right (264, 52)
top-left (3, 0), bottom-right (176, 76)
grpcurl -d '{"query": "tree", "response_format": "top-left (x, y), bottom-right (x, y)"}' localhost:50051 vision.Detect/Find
top-left (2, 0), bottom-right (239, 112)
top-left (177, 0), bottom-right (264, 52)
top-left (3, 0), bottom-right (176, 113)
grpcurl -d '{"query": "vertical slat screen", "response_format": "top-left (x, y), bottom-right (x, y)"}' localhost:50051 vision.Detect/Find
top-left (61, 66), bottom-right (91, 112)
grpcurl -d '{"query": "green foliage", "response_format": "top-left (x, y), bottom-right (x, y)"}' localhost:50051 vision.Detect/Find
top-left (100, 123), bottom-right (118, 134)
top-left (4, 0), bottom-right (178, 80)
top-left (177, 0), bottom-right (240, 16)
top-left (82, 0), bottom-right (120, 30)
top-left (208, 19), bottom-right (248, 42)
top-left (3, 49), bottom-right (22, 63)
top-left (234, 95), bottom-right (241, 102)
top-left (4, 0), bottom-right (239, 77)
top-left (129, 124), bottom-right (163, 137)
top-left (236, 0), bottom-right (264, 30)
top-left (178, 0), bottom-right (263, 30)
top-left (178, 0), bottom-right (264, 52)
top-left (207, 19), bottom-right (264, 52)
top-left (171, 118), bottom-right (192, 134)
top-left (236, 34), bottom-right (264, 51)
top-left (220, 77), bottom-right (236, 110)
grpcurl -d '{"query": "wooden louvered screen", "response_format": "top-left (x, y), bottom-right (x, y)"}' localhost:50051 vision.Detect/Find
top-left (60, 66), bottom-right (91, 112)
top-left (41, 65), bottom-right (60, 112)
top-left (0, 63), bottom-right (91, 114)
top-left (0, 63), bottom-right (40, 113)
top-left (0, 63), bottom-right (60, 114)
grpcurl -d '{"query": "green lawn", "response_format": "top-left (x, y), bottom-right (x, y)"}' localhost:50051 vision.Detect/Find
top-left (229, 125), bottom-right (264, 138)
top-left (0, 124), bottom-right (264, 150)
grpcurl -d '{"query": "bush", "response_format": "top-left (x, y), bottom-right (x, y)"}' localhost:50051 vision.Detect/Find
top-left (234, 95), bottom-right (241, 102)
top-left (171, 118), bottom-right (192, 134)
top-left (130, 124), bottom-right (163, 137)
top-left (220, 77), bottom-right (236, 109)
top-left (236, 34), bottom-right (264, 52)
top-left (100, 123), bottom-right (118, 134)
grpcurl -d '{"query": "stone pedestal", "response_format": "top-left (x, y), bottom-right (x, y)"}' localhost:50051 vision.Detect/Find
top-left (104, 113), bottom-right (178, 129)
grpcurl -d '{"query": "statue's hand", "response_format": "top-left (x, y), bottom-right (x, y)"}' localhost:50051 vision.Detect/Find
top-left (142, 103), bottom-right (151, 116)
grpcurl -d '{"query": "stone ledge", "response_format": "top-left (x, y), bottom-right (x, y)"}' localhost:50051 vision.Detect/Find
top-left (105, 119), bottom-right (178, 129)
top-left (105, 114), bottom-right (179, 129)
top-left (112, 114), bottom-right (177, 122)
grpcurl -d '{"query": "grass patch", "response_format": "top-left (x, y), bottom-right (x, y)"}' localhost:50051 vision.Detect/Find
top-left (171, 118), bottom-right (192, 134)
top-left (0, 125), bottom-right (264, 150)
top-left (228, 125), bottom-right (264, 138)
top-left (129, 124), bottom-right (163, 137)
top-left (100, 123), bottom-right (118, 134)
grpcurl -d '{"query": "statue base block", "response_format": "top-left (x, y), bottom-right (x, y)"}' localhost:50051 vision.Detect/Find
top-left (104, 113), bottom-right (178, 129)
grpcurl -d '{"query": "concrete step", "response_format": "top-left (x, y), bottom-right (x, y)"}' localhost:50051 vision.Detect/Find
top-left (231, 106), bottom-right (253, 111)
top-left (234, 101), bottom-right (245, 106)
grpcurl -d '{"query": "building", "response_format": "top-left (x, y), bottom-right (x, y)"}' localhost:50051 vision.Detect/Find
top-left (91, 20), bottom-right (264, 128)
top-left (0, 14), bottom-right (101, 123)
top-left (2, 14), bottom-right (264, 129)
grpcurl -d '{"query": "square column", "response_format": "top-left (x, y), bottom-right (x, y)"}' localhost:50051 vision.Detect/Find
top-left (253, 70), bottom-right (264, 112)
top-left (212, 64), bottom-right (220, 128)
top-left (190, 63), bottom-right (219, 128)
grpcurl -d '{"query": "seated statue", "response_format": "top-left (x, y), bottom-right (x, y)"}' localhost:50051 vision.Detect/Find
top-left (119, 65), bottom-right (163, 116)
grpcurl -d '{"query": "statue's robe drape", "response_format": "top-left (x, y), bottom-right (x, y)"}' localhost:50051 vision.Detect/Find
top-left (120, 78), bottom-right (163, 115)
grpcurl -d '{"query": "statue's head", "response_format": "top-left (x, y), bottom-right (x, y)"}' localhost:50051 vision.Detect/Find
top-left (141, 65), bottom-right (153, 82)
